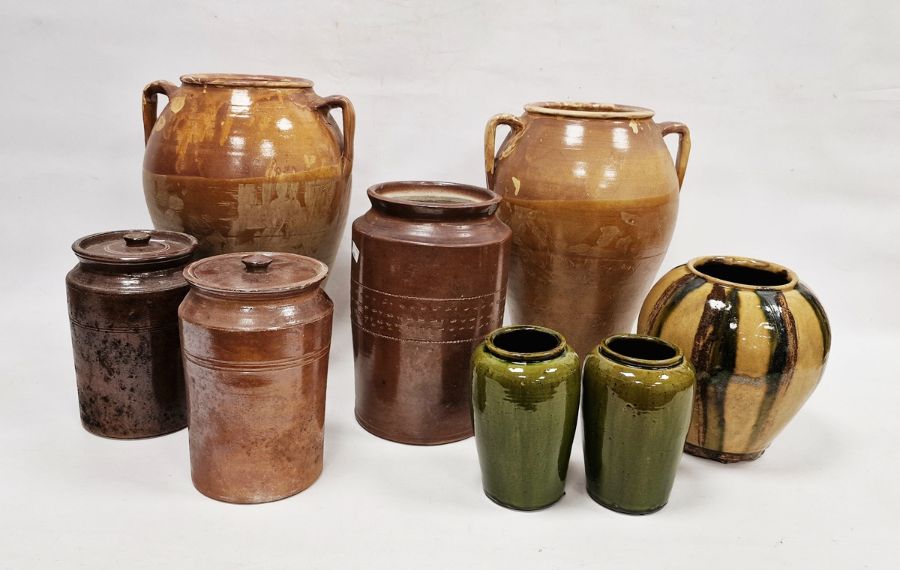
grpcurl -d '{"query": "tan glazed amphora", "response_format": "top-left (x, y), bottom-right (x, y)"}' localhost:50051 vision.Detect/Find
top-left (142, 74), bottom-right (354, 263)
top-left (485, 102), bottom-right (691, 358)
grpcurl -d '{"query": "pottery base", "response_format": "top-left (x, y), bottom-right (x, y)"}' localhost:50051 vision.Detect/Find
top-left (191, 465), bottom-right (323, 505)
top-left (485, 491), bottom-right (564, 512)
top-left (193, 483), bottom-right (308, 506)
top-left (684, 442), bottom-right (766, 463)
top-left (355, 412), bottom-right (472, 446)
top-left (81, 422), bottom-right (187, 440)
top-left (587, 489), bottom-right (666, 515)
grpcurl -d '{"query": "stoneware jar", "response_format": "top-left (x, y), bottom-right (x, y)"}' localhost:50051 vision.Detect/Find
top-left (66, 230), bottom-right (198, 438)
top-left (485, 102), bottom-right (691, 358)
top-left (351, 182), bottom-right (511, 445)
top-left (142, 74), bottom-right (354, 264)
top-left (582, 334), bottom-right (695, 514)
top-left (638, 256), bottom-right (831, 463)
top-left (179, 252), bottom-right (333, 503)
top-left (471, 326), bottom-right (580, 510)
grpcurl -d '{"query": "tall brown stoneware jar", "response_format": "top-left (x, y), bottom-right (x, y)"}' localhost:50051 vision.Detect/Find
top-left (179, 252), bottom-right (333, 503)
top-left (351, 182), bottom-right (511, 445)
top-left (485, 102), bottom-right (691, 358)
top-left (142, 74), bottom-right (354, 264)
top-left (66, 230), bottom-right (198, 438)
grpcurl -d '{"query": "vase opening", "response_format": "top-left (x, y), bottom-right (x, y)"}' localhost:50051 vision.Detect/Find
top-left (524, 101), bottom-right (654, 119)
top-left (367, 181), bottom-right (501, 219)
top-left (689, 256), bottom-right (798, 290)
top-left (486, 326), bottom-right (567, 362)
top-left (600, 334), bottom-right (683, 369)
top-left (180, 74), bottom-right (313, 89)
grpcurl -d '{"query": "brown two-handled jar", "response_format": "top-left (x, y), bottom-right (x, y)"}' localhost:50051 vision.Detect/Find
top-left (179, 252), bottom-right (333, 504)
top-left (351, 182), bottom-right (511, 445)
top-left (485, 102), bottom-right (690, 358)
top-left (142, 74), bottom-right (354, 264)
top-left (66, 229), bottom-right (198, 438)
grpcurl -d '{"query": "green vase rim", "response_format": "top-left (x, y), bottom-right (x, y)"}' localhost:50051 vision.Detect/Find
top-left (485, 325), bottom-right (569, 362)
top-left (598, 334), bottom-right (684, 369)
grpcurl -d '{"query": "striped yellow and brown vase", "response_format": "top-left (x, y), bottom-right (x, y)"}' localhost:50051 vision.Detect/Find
top-left (637, 256), bottom-right (831, 463)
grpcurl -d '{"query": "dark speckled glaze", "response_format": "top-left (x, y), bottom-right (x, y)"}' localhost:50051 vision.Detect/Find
top-left (582, 334), bottom-right (694, 514)
top-left (471, 326), bottom-right (580, 510)
top-left (65, 230), bottom-right (198, 438)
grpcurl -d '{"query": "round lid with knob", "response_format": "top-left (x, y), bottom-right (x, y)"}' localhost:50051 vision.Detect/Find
top-left (72, 229), bottom-right (198, 265)
top-left (183, 252), bottom-right (328, 295)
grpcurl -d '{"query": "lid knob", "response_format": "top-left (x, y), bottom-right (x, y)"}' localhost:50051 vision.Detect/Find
top-left (123, 231), bottom-right (152, 247)
top-left (242, 253), bottom-right (274, 272)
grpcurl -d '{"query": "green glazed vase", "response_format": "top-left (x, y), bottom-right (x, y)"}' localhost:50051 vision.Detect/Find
top-left (471, 325), bottom-right (580, 510)
top-left (582, 334), bottom-right (695, 514)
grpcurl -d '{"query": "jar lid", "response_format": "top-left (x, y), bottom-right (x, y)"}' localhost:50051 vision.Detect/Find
top-left (72, 230), bottom-right (198, 266)
top-left (183, 252), bottom-right (328, 296)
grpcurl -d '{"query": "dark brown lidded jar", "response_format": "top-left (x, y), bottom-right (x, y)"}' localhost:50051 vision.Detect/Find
top-left (179, 252), bottom-right (333, 504)
top-left (66, 229), bottom-right (198, 438)
top-left (351, 182), bottom-right (511, 444)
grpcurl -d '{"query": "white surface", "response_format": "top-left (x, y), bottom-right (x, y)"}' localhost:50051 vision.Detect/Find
top-left (1, 1), bottom-right (898, 568)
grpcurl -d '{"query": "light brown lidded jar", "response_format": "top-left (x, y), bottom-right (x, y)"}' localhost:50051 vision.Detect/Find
top-left (66, 230), bottom-right (198, 438)
top-left (179, 252), bottom-right (333, 504)
top-left (351, 182), bottom-right (511, 445)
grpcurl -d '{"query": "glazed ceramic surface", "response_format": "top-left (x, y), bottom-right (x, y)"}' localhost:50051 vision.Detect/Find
top-left (471, 326), bottom-right (580, 510)
top-left (582, 334), bottom-right (694, 514)
top-left (142, 74), bottom-right (354, 263)
top-left (485, 102), bottom-right (690, 357)
top-left (351, 182), bottom-right (511, 445)
top-left (66, 230), bottom-right (197, 438)
top-left (179, 252), bottom-right (333, 503)
top-left (638, 256), bottom-right (831, 462)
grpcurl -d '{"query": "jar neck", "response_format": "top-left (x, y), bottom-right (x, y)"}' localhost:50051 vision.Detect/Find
top-left (524, 101), bottom-right (655, 120)
top-left (598, 334), bottom-right (683, 369)
top-left (368, 181), bottom-right (501, 220)
top-left (189, 286), bottom-right (321, 303)
top-left (179, 74), bottom-right (314, 90)
top-left (76, 257), bottom-right (190, 274)
top-left (687, 256), bottom-right (798, 291)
